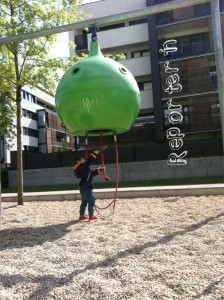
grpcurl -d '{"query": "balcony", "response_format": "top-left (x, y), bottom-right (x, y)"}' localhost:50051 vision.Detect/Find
top-left (158, 30), bottom-right (212, 62)
top-left (156, 3), bottom-right (212, 27)
top-left (23, 136), bottom-right (38, 148)
top-left (87, 23), bottom-right (149, 50)
top-left (119, 55), bottom-right (151, 76)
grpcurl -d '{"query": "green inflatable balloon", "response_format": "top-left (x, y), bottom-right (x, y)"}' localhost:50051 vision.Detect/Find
top-left (55, 40), bottom-right (141, 136)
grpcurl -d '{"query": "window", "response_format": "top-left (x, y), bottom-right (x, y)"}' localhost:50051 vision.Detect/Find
top-left (191, 34), bottom-right (204, 54)
top-left (194, 3), bottom-right (211, 17)
top-left (23, 127), bottom-right (38, 137)
top-left (134, 116), bottom-right (155, 127)
top-left (179, 36), bottom-right (191, 57)
top-left (99, 23), bottom-right (125, 32)
top-left (211, 103), bottom-right (220, 118)
top-left (156, 3), bottom-right (211, 26)
top-left (27, 111), bottom-right (33, 119)
top-left (132, 52), bottom-right (140, 58)
top-left (37, 100), bottom-right (55, 112)
top-left (23, 127), bottom-right (28, 135)
top-left (129, 19), bottom-right (147, 26)
top-left (142, 51), bottom-right (150, 57)
top-left (39, 144), bottom-right (47, 153)
top-left (220, 0), bottom-right (224, 11)
top-left (27, 110), bottom-right (37, 120)
top-left (22, 109), bottom-right (37, 120)
top-left (38, 128), bottom-right (46, 143)
top-left (160, 56), bottom-right (216, 97)
top-left (154, 0), bottom-right (173, 4)
top-left (61, 123), bottom-right (66, 132)
top-left (75, 30), bottom-right (88, 51)
top-left (24, 146), bottom-right (38, 152)
top-left (159, 32), bottom-right (211, 61)
top-left (28, 128), bottom-right (38, 137)
top-left (138, 81), bottom-right (152, 91)
top-left (156, 11), bottom-right (173, 25)
top-left (164, 106), bottom-right (189, 127)
top-left (131, 50), bottom-right (150, 58)
top-left (22, 90), bottom-right (36, 103)
top-left (37, 110), bottom-right (46, 127)
top-left (164, 95), bottom-right (221, 132)
top-left (56, 132), bottom-right (66, 145)
top-left (143, 82), bottom-right (152, 90)
top-left (209, 66), bottom-right (217, 89)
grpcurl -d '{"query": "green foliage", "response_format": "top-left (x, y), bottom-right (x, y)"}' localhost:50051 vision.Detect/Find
top-left (105, 53), bottom-right (127, 61)
top-left (0, 0), bottom-right (84, 95)
top-left (68, 52), bottom-right (127, 65)
top-left (59, 138), bottom-right (70, 152)
top-left (0, 92), bottom-right (16, 149)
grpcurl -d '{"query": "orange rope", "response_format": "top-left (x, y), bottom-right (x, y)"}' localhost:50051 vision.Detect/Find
top-left (100, 129), bottom-right (109, 181)
top-left (113, 134), bottom-right (119, 210)
top-left (95, 133), bottom-right (119, 212)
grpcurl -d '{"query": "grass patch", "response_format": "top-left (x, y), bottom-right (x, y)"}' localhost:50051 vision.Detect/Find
top-left (2, 176), bottom-right (223, 194)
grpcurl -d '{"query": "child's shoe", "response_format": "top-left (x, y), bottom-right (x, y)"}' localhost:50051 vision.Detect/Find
top-left (79, 215), bottom-right (89, 221)
top-left (89, 215), bottom-right (98, 221)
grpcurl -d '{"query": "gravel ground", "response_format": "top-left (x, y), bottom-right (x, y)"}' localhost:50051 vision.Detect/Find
top-left (0, 196), bottom-right (224, 300)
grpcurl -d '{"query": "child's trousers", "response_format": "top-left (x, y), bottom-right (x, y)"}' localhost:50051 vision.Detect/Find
top-left (80, 187), bottom-right (95, 217)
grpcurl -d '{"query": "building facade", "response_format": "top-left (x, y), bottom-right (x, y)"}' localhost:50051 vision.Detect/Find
top-left (0, 29), bottom-right (75, 165)
top-left (70, 0), bottom-right (223, 154)
top-left (1, 86), bottom-right (75, 165)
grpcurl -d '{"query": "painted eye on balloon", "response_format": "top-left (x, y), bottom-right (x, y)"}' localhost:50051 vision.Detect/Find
top-left (72, 67), bottom-right (80, 75)
top-left (119, 67), bottom-right (127, 75)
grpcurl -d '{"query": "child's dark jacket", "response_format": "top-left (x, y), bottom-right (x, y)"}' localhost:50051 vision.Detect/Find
top-left (73, 152), bottom-right (102, 192)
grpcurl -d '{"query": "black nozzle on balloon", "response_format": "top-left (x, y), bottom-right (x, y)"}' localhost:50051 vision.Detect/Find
top-left (89, 25), bottom-right (99, 41)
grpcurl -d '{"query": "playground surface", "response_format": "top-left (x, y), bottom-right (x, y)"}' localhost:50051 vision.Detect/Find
top-left (0, 195), bottom-right (224, 299)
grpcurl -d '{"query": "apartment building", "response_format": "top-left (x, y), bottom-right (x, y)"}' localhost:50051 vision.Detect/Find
top-left (1, 86), bottom-right (75, 164)
top-left (70, 0), bottom-right (223, 153)
top-left (0, 31), bottom-right (73, 165)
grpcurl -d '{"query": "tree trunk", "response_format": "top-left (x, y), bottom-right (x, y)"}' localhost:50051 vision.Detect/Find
top-left (16, 85), bottom-right (23, 205)
top-left (14, 47), bottom-right (24, 205)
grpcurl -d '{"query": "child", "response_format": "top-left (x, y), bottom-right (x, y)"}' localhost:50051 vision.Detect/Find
top-left (73, 150), bottom-right (104, 221)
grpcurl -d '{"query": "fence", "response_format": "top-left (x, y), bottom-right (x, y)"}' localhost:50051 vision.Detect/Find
top-left (10, 138), bottom-right (223, 170)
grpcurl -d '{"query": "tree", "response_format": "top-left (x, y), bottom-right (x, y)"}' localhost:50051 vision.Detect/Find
top-left (0, 92), bottom-right (16, 149)
top-left (0, 0), bottom-right (84, 205)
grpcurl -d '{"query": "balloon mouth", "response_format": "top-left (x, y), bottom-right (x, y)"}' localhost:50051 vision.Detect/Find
top-left (86, 129), bottom-right (114, 136)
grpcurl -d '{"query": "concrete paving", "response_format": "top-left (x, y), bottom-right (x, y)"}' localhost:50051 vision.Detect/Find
top-left (1, 183), bottom-right (224, 202)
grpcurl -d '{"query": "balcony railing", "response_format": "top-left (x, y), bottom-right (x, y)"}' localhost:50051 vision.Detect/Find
top-left (156, 3), bottom-right (212, 26)
top-left (159, 41), bottom-right (211, 61)
top-left (120, 56), bottom-right (151, 77)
